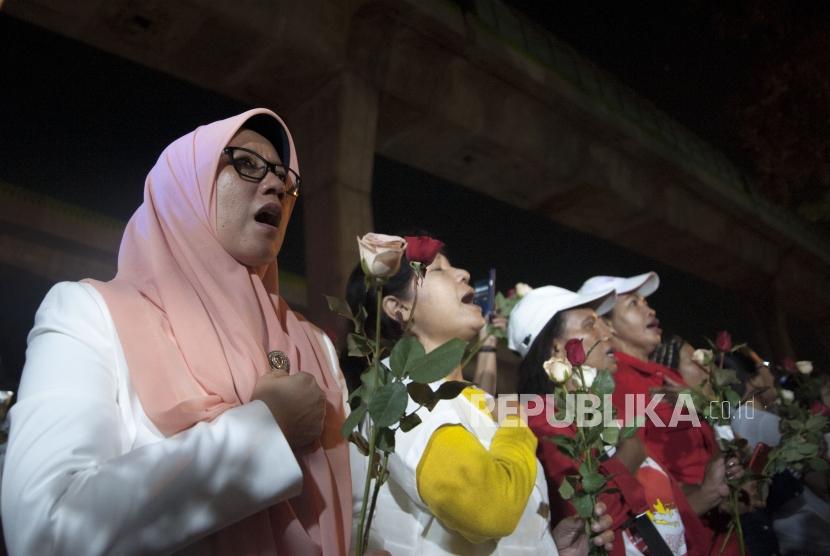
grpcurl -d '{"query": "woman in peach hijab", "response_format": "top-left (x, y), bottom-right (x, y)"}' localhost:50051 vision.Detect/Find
top-left (1, 109), bottom-right (351, 555)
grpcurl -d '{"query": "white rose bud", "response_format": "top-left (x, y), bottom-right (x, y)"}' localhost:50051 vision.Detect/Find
top-left (780, 389), bottom-right (795, 403)
top-left (543, 356), bottom-right (572, 384)
top-left (357, 233), bottom-right (407, 279)
top-left (692, 349), bottom-right (712, 366)
top-left (574, 366), bottom-right (598, 388)
top-left (515, 282), bottom-right (533, 298)
top-left (796, 360), bottom-right (813, 375)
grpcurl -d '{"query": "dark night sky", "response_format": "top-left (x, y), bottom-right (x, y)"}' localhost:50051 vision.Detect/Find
top-left (504, 0), bottom-right (747, 163)
top-left (1, 7), bottom-right (828, 387)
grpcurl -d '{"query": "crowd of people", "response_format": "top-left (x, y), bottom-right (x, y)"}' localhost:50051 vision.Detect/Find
top-left (1, 109), bottom-right (828, 555)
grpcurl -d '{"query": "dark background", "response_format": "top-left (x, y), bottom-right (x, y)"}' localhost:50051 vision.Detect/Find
top-left (2, 3), bottom-right (829, 390)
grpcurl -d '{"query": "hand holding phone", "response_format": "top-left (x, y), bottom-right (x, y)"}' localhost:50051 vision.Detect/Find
top-left (472, 268), bottom-right (496, 320)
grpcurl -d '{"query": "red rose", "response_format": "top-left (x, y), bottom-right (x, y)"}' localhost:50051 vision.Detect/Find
top-left (565, 338), bottom-right (586, 366)
top-left (715, 330), bottom-right (732, 352)
top-left (781, 357), bottom-right (797, 373)
top-left (404, 236), bottom-right (444, 266)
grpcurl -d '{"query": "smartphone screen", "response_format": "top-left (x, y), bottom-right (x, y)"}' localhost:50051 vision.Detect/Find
top-left (472, 268), bottom-right (496, 319)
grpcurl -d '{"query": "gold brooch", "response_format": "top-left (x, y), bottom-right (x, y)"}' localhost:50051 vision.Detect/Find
top-left (268, 350), bottom-right (291, 372)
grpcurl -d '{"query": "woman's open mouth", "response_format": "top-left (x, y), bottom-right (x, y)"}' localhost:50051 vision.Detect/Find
top-left (254, 203), bottom-right (282, 230)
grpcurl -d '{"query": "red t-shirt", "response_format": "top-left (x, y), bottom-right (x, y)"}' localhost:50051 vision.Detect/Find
top-left (611, 351), bottom-right (740, 555)
top-left (611, 351), bottom-right (716, 485)
top-left (528, 408), bottom-right (646, 556)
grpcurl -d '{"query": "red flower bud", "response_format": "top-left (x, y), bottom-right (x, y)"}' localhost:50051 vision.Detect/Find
top-left (565, 338), bottom-right (586, 366)
top-left (715, 330), bottom-right (732, 352)
top-left (781, 357), bottom-right (797, 373)
top-left (404, 236), bottom-right (444, 266)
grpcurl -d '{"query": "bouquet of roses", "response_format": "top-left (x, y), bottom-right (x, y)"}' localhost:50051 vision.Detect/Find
top-left (759, 369), bottom-right (829, 483)
top-left (682, 331), bottom-right (752, 554)
top-left (778, 358), bottom-right (825, 409)
top-left (327, 233), bottom-right (482, 556)
top-left (755, 388), bottom-right (829, 500)
top-left (544, 338), bottom-right (636, 556)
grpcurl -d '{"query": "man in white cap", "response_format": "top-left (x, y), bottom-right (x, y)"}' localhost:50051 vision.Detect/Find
top-left (579, 273), bottom-right (741, 553)
top-left (578, 272), bottom-right (661, 363)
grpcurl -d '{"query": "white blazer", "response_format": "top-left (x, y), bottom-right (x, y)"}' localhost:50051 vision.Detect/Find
top-left (1, 282), bottom-right (341, 556)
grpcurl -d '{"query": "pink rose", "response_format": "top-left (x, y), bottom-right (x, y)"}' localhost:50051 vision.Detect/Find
top-left (357, 233), bottom-right (407, 279)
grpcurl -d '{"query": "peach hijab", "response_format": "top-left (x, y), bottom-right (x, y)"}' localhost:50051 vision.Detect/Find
top-left (86, 108), bottom-right (351, 555)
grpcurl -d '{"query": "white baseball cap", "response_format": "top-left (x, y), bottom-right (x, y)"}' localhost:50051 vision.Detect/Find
top-left (507, 285), bottom-right (617, 358)
top-left (578, 272), bottom-right (659, 300)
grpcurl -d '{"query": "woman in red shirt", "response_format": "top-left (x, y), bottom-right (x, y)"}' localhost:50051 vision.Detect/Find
top-left (510, 284), bottom-right (698, 555)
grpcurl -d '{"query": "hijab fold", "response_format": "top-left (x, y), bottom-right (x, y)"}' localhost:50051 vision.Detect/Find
top-left (87, 108), bottom-right (351, 555)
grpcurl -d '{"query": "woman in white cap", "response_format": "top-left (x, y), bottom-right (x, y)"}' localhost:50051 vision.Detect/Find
top-left (579, 274), bottom-right (742, 555)
top-left (509, 285), bottom-right (699, 556)
top-left (344, 243), bottom-right (615, 555)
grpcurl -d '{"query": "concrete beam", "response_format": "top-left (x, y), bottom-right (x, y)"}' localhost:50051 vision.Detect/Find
top-left (286, 72), bottom-right (378, 335)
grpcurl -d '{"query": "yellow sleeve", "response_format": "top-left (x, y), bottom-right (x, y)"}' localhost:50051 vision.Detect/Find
top-left (415, 417), bottom-right (538, 543)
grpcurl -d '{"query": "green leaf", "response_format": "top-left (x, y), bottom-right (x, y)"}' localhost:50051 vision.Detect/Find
top-left (796, 442), bottom-right (818, 456)
top-left (406, 338), bottom-right (467, 383)
top-left (725, 389), bottom-right (741, 408)
top-left (620, 425), bottom-right (638, 440)
top-left (592, 370), bottom-right (615, 396)
top-left (713, 367), bottom-right (739, 387)
top-left (572, 492), bottom-right (594, 519)
top-left (407, 381), bottom-right (436, 407)
top-left (348, 384), bottom-right (364, 402)
top-left (805, 415), bottom-right (828, 431)
top-left (602, 426), bottom-right (620, 445)
top-left (360, 368), bottom-right (378, 402)
top-left (582, 471), bottom-right (607, 494)
top-left (347, 333), bottom-right (373, 357)
top-left (399, 412), bottom-right (423, 432)
top-left (355, 305), bottom-right (368, 334)
top-left (325, 295), bottom-right (354, 320)
top-left (810, 457), bottom-right (830, 472)
top-left (551, 436), bottom-right (578, 459)
top-left (376, 426), bottom-right (396, 453)
top-left (368, 382), bottom-right (409, 427)
top-left (340, 403), bottom-right (367, 438)
top-left (559, 476), bottom-right (575, 500)
top-left (390, 336), bottom-right (424, 377)
top-left (435, 380), bottom-right (471, 400)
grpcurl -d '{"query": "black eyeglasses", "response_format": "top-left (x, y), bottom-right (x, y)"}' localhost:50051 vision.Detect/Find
top-left (223, 146), bottom-right (301, 197)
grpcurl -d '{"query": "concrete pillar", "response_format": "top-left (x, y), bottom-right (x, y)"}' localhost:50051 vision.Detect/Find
top-left (285, 72), bottom-right (378, 340)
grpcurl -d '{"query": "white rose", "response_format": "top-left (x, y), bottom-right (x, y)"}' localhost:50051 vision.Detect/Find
top-left (357, 233), bottom-right (407, 279)
top-left (796, 360), bottom-right (814, 375)
top-left (574, 365), bottom-right (598, 388)
top-left (780, 389), bottom-right (795, 403)
top-left (692, 349), bottom-right (712, 366)
top-left (515, 282), bottom-right (533, 298)
top-left (543, 356), bottom-right (572, 384)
